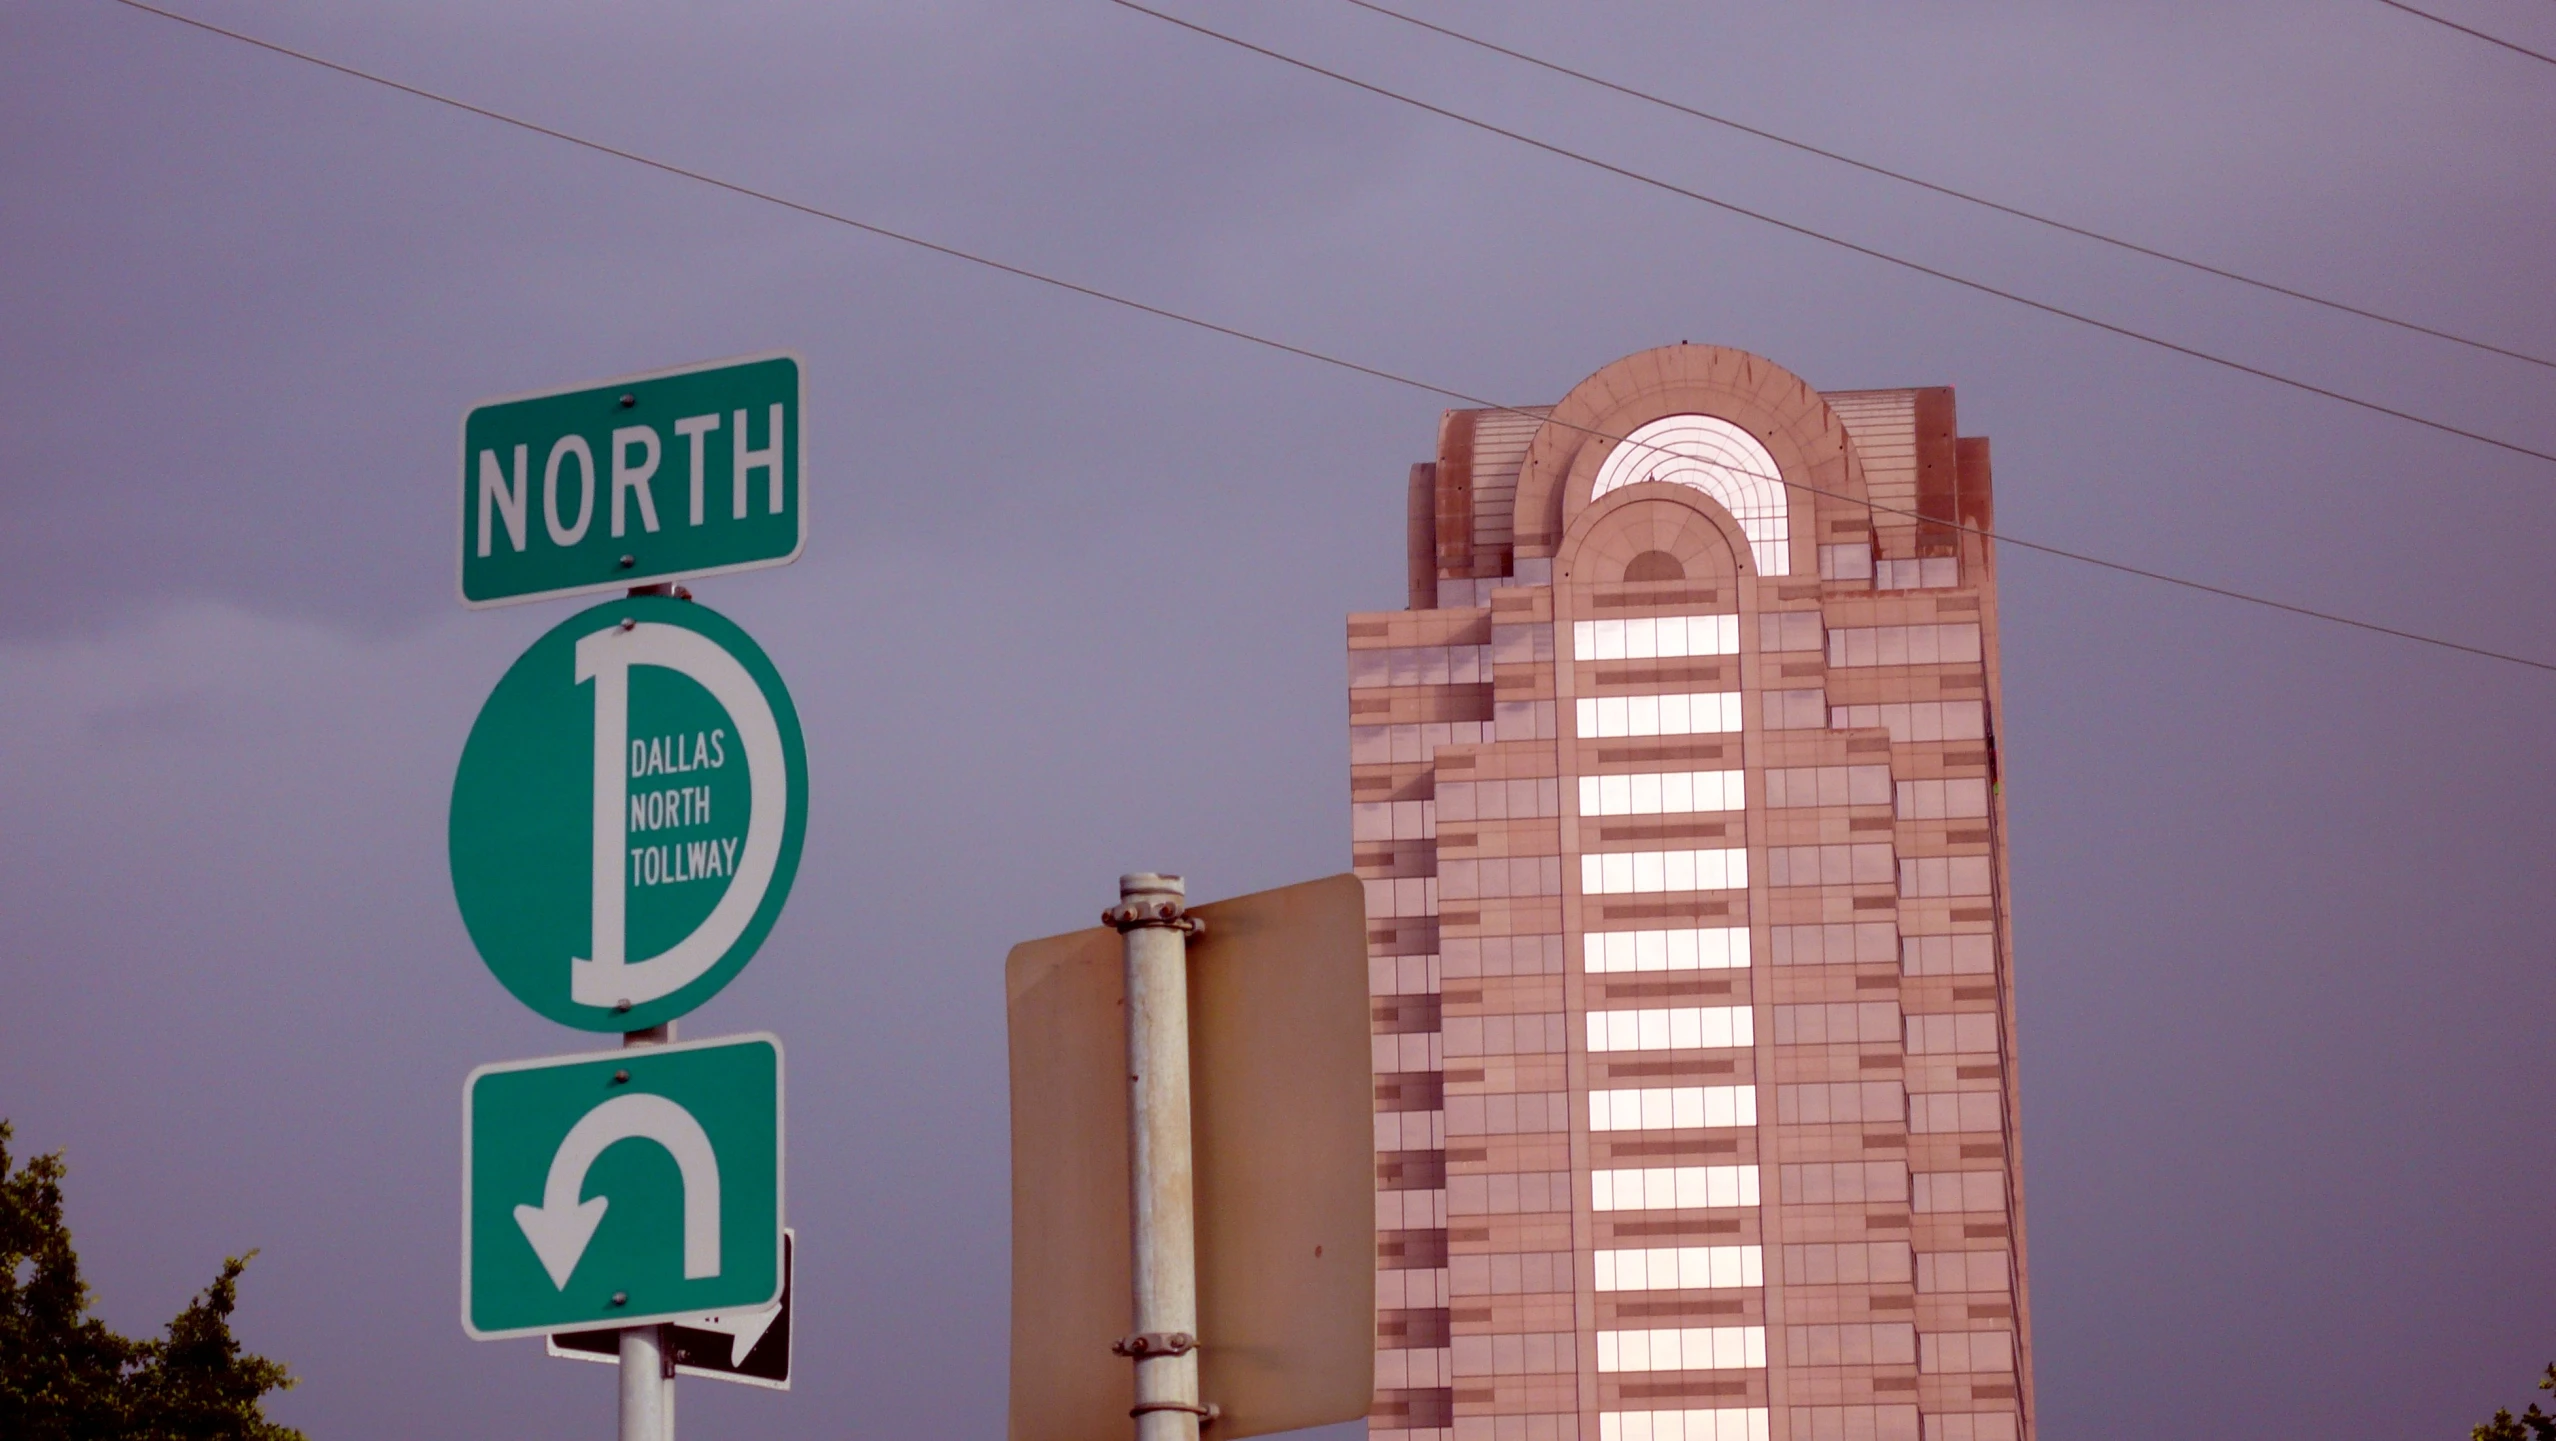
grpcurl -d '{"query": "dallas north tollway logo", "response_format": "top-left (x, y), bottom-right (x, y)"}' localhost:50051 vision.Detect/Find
top-left (449, 596), bottom-right (808, 1032)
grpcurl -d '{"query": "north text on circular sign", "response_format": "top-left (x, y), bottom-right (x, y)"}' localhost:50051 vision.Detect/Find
top-left (450, 596), bottom-right (807, 1031)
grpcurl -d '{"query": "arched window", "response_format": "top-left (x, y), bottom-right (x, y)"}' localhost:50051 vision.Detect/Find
top-left (1590, 415), bottom-right (1791, 576)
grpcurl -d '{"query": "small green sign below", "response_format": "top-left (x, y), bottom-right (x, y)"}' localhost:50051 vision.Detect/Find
top-left (459, 353), bottom-right (805, 607)
top-left (464, 1033), bottom-right (784, 1339)
top-left (449, 596), bottom-right (807, 1032)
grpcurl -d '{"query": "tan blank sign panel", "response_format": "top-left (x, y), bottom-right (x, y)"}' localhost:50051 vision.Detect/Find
top-left (1006, 873), bottom-right (1374, 1441)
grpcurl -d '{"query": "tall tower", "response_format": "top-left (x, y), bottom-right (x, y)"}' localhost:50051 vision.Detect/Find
top-left (1353, 346), bottom-right (2029, 1441)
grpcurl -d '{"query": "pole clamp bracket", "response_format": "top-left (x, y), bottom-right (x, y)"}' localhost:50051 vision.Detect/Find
top-left (1112, 1330), bottom-right (1197, 1358)
top-left (1130, 1400), bottom-right (1221, 1425)
top-left (1103, 901), bottom-right (1206, 937)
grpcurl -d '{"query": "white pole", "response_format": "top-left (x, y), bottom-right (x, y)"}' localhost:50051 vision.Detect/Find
top-left (618, 580), bottom-right (682, 1441)
top-left (617, 1326), bottom-right (669, 1441)
top-left (619, 1020), bottom-right (678, 1441)
top-left (1111, 874), bottom-right (1205, 1441)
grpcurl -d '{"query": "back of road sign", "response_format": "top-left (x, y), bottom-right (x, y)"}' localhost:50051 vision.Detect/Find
top-left (1004, 873), bottom-right (1374, 1441)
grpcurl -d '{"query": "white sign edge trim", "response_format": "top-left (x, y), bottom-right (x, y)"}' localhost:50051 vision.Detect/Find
top-left (544, 1229), bottom-right (795, 1390)
top-left (453, 349), bottom-right (808, 611)
top-left (459, 1031), bottom-right (787, 1341)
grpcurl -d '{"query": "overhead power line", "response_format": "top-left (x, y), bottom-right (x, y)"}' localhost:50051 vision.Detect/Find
top-left (99, 0), bottom-right (2556, 675)
top-left (2374, 0), bottom-right (2556, 66)
top-left (1341, 0), bottom-right (2556, 371)
top-left (1106, 0), bottom-right (2556, 472)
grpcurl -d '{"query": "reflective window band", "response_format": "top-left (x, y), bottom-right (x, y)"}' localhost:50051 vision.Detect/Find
top-left (1584, 927), bottom-right (1751, 973)
top-left (1590, 1164), bottom-right (1760, 1212)
top-left (1592, 1244), bottom-right (1765, 1292)
top-left (1587, 1006), bottom-right (1754, 1052)
top-left (1588, 414), bottom-right (1792, 579)
top-left (1596, 1325), bottom-right (1768, 1373)
top-left (1572, 614), bottom-right (1741, 662)
top-left (1579, 770), bottom-right (1744, 816)
top-left (1349, 643), bottom-right (1495, 688)
top-left (1826, 623), bottom-right (1982, 668)
top-left (1828, 701), bottom-right (1985, 743)
top-left (1597, 1408), bottom-right (1771, 1441)
top-left (1589, 1085), bottom-right (1757, 1131)
top-left (1577, 692), bottom-right (1743, 738)
top-left (1582, 849), bottom-right (1748, 895)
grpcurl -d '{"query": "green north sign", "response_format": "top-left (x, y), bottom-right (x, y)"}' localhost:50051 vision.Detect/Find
top-left (464, 1034), bottom-right (784, 1339)
top-left (450, 596), bottom-right (807, 1032)
top-left (459, 353), bottom-right (805, 607)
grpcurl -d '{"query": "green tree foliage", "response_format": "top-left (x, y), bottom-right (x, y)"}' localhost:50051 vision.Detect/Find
top-left (2476, 1365), bottom-right (2556, 1441)
top-left (0, 1121), bottom-right (305, 1441)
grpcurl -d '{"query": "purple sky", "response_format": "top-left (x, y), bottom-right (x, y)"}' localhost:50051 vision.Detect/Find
top-left (5, 2), bottom-right (2554, 1436)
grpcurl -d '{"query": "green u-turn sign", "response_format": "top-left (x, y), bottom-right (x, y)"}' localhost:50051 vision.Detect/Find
top-left (449, 596), bottom-right (807, 1031)
top-left (464, 1034), bottom-right (784, 1339)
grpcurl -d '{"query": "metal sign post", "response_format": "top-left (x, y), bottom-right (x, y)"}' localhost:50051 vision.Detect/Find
top-left (1107, 875), bottom-right (1209, 1441)
top-left (620, 1023), bottom-right (675, 1441)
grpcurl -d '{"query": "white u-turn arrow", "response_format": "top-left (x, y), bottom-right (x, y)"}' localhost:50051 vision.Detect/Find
top-left (513, 1092), bottom-right (722, 1290)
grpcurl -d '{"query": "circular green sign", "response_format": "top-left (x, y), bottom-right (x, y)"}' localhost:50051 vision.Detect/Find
top-left (450, 596), bottom-right (807, 1031)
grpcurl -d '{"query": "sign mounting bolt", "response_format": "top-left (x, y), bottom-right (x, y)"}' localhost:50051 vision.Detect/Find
top-left (618, 394), bottom-right (635, 408)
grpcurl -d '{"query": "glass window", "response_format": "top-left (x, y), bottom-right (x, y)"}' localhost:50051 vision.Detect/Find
top-left (1915, 1249), bottom-right (2012, 1294)
top-left (1593, 1244), bottom-right (1764, 1292)
top-left (1768, 843), bottom-right (1895, 887)
top-left (1587, 1006), bottom-right (1754, 1053)
top-left (1598, 1409), bottom-right (1772, 1441)
top-left (1590, 1164), bottom-right (1761, 1212)
top-left (1907, 1092), bottom-right (2004, 1134)
top-left (1758, 611), bottom-right (1824, 653)
top-left (1596, 1325), bottom-right (1768, 1374)
top-left (1772, 1002), bottom-right (1901, 1045)
top-left (1898, 856), bottom-right (1993, 898)
top-left (1580, 770), bottom-right (1745, 816)
top-left (1766, 765), bottom-right (1893, 808)
top-left (1590, 414), bottom-right (1793, 576)
top-left (1771, 922), bottom-right (1898, 966)
top-left (1911, 1171), bottom-right (2007, 1215)
top-left (1918, 1330), bottom-right (2016, 1375)
top-left (1584, 927), bottom-right (1750, 973)
top-left (1774, 1082), bottom-right (1906, 1124)
top-left (1875, 556), bottom-right (1960, 590)
top-left (1826, 623), bottom-right (1982, 668)
top-left (1829, 700), bottom-right (1988, 742)
top-left (1777, 1166), bottom-right (1910, 1208)
top-left (1819, 544), bottom-right (1876, 584)
top-left (1905, 1012), bottom-right (1999, 1055)
top-left (1763, 689), bottom-right (1827, 730)
top-left (1780, 1241), bottom-right (1915, 1287)
top-left (1895, 777), bottom-right (1991, 819)
top-left (1576, 692), bottom-right (1744, 739)
top-left (1573, 614), bottom-right (1741, 661)
top-left (1782, 1322), bottom-right (1916, 1367)
top-left (1923, 1412), bottom-right (2020, 1441)
top-left (1793, 1407), bottom-right (1918, 1441)
top-left (1588, 1085), bottom-right (1758, 1130)
top-left (1582, 848), bottom-right (1748, 895)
